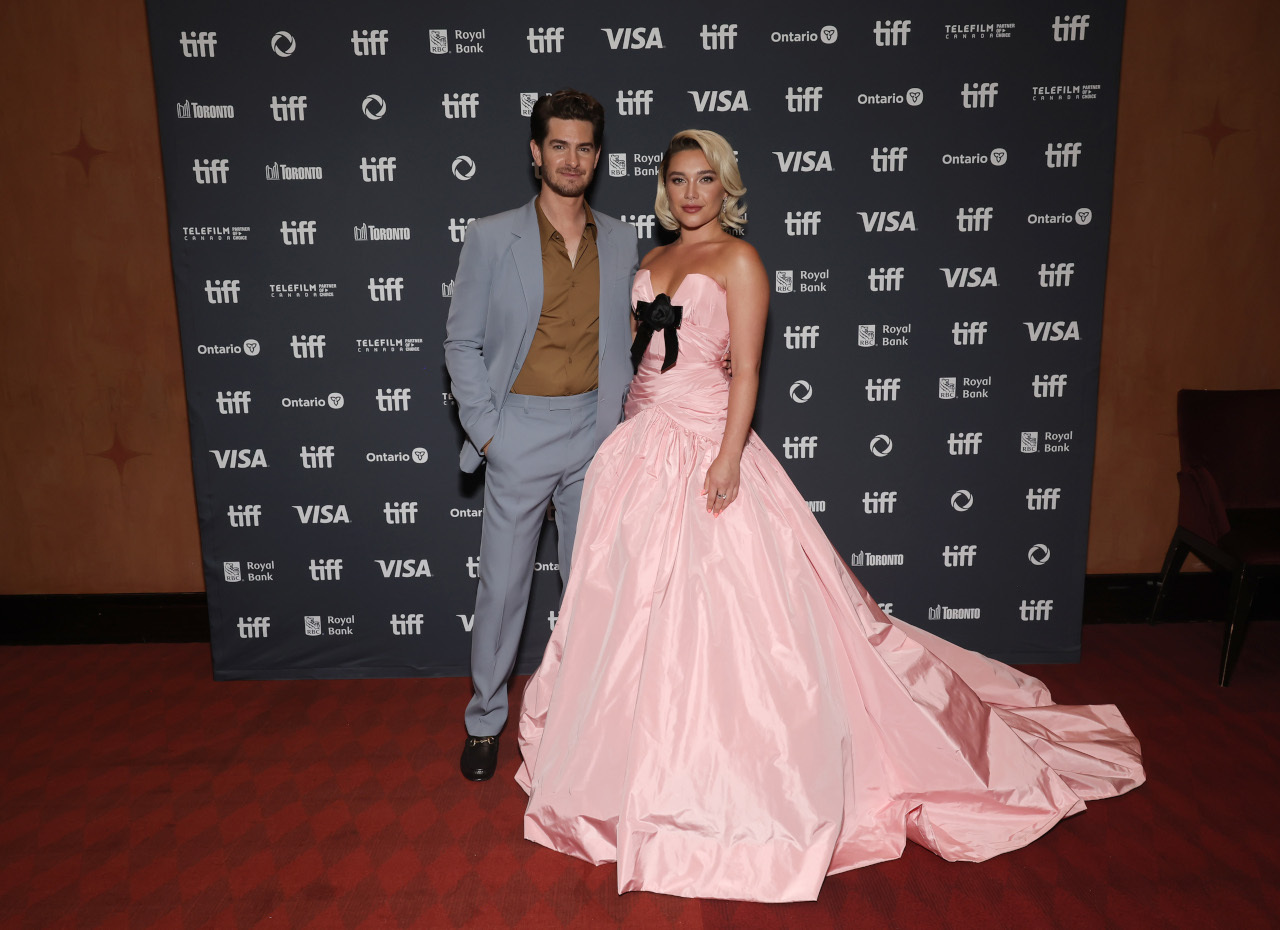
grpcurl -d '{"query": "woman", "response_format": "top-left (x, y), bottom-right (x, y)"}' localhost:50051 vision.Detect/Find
top-left (515, 130), bottom-right (1144, 902)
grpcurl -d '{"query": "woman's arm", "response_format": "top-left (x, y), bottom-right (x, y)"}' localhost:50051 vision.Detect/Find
top-left (703, 245), bottom-right (769, 515)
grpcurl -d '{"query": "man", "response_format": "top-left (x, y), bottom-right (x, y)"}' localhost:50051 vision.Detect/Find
top-left (444, 90), bottom-right (639, 781)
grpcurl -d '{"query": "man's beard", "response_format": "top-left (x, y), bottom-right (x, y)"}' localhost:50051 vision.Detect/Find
top-left (543, 169), bottom-right (592, 198)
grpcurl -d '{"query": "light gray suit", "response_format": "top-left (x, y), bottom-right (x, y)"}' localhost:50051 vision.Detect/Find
top-left (444, 197), bottom-right (639, 736)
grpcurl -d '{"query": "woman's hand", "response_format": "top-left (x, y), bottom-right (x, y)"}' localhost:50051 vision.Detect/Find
top-left (702, 453), bottom-right (740, 515)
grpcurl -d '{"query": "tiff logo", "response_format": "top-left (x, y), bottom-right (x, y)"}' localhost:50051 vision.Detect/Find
top-left (953, 322), bottom-right (988, 345)
top-left (1033, 374), bottom-right (1069, 397)
top-left (376, 387), bottom-right (411, 411)
top-left (237, 616), bottom-right (270, 638)
top-left (948, 432), bottom-right (983, 454)
top-left (1027, 487), bottom-right (1063, 510)
top-left (1038, 262), bottom-right (1075, 287)
top-left (621, 214), bottom-right (656, 239)
top-left (1020, 599), bottom-right (1055, 621)
top-left (616, 90), bottom-right (654, 115)
top-left (527, 27), bottom-right (565, 53)
top-left (449, 218), bottom-right (476, 242)
top-left (863, 491), bottom-right (897, 514)
top-left (192, 158), bottom-right (229, 184)
top-left (309, 559), bottom-right (343, 581)
top-left (871, 147), bottom-right (908, 171)
top-left (227, 504), bottom-right (262, 527)
top-left (269, 96), bottom-right (308, 121)
top-left (868, 267), bottom-right (905, 291)
top-left (216, 390), bottom-right (251, 414)
top-left (360, 157), bottom-right (397, 181)
top-left (865, 378), bottom-right (902, 401)
top-left (204, 279), bottom-right (240, 304)
top-left (701, 23), bottom-right (738, 49)
top-left (783, 436), bottom-right (818, 459)
top-left (957, 207), bottom-right (993, 232)
top-left (786, 86), bottom-right (823, 112)
top-left (466, 555), bottom-right (480, 578)
top-left (1045, 142), bottom-right (1082, 167)
top-left (300, 445), bottom-right (335, 469)
top-left (943, 545), bottom-right (977, 567)
top-left (368, 277), bottom-right (405, 301)
top-left (962, 82), bottom-right (999, 108)
top-left (874, 20), bottom-right (911, 46)
top-left (785, 211), bottom-right (822, 235)
top-left (784, 324), bottom-right (820, 348)
top-left (280, 220), bottom-right (317, 245)
top-left (384, 501), bottom-right (418, 524)
top-left (1052, 15), bottom-right (1091, 41)
top-left (390, 613), bottom-right (424, 635)
top-left (442, 93), bottom-right (479, 119)
top-left (351, 29), bottom-right (389, 55)
top-left (179, 31), bottom-right (217, 57)
top-left (291, 335), bottom-right (326, 358)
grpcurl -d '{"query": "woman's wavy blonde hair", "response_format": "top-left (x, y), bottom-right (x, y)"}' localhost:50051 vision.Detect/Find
top-left (654, 129), bottom-right (747, 233)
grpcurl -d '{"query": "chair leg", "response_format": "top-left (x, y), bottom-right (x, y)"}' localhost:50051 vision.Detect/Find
top-left (1219, 567), bottom-right (1259, 686)
top-left (1150, 533), bottom-right (1191, 623)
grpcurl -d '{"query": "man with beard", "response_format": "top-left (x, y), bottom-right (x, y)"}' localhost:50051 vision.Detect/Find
top-left (444, 89), bottom-right (639, 781)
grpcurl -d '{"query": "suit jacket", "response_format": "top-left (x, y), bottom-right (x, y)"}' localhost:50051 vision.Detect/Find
top-left (444, 197), bottom-right (640, 473)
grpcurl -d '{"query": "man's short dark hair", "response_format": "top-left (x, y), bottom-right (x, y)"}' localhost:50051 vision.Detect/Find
top-left (530, 89), bottom-right (605, 148)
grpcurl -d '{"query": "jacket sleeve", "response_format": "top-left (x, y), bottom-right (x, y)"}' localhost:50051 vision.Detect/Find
top-left (443, 222), bottom-right (500, 456)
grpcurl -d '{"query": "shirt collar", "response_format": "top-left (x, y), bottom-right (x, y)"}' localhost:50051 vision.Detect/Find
top-left (535, 199), bottom-right (597, 243)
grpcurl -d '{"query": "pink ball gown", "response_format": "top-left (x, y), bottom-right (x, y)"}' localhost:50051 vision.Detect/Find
top-left (515, 270), bottom-right (1144, 902)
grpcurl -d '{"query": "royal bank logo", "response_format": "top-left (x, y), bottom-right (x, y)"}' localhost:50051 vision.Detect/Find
top-left (1024, 321), bottom-right (1080, 341)
top-left (351, 29), bottom-right (389, 55)
top-left (357, 337), bottom-right (424, 354)
top-left (227, 505), bottom-right (261, 527)
top-left (947, 431), bottom-right (983, 454)
top-left (192, 158), bottom-right (229, 184)
top-left (183, 226), bottom-right (249, 242)
top-left (1027, 487), bottom-right (1063, 510)
top-left (362, 95), bottom-right (386, 119)
top-left (1031, 83), bottom-right (1101, 101)
top-left (265, 162), bottom-right (323, 181)
top-left (945, 23), bottom-right (1015, 39)
top-left (939, 377), bottom-right (957, 399)
top-left (961, 82), bottom-right (999, 108)
top-left (294, 504), bottom-right (350, 524)
top-left (956, 207), bottom-right (993, 231)
top-left (858, 210), bottom-right (914, 231)
top-left (858, 325), bottom-right (876, 347)
top-left (271, 31), bottom-right (295, 57)
top-left (1028, 544), bottom-right (1052, 566)
top-left (176, 100), bottom-right (234, 119)
top-left (354, 223), bottom-right (411, 242)
top-left (1023, 429), bottom-right (1072, 453)
top-left (928, 604), bottom-right (981, 620)
top-left (527, 27), bottom-right (565, 53)
top-left (179, 31), bottom-right (217, 57)
top-left (868, 267), bottom-right (905, 291)
top-left (383, 501), bottom-right (418, 524)
top-left (616, 90), bottom-right (654, 115)
top-left (784, 211), bottom-right (822, 235)
top-left (873, 20), bottom-right (911, 45)
top-left (1038, 262), bottom-right (1075, 287)
top-left (449, 218), bottom-right (476, 243)
top-left (390, 613), bottom-right (424, 635)
top-left (952, 322), bottom-right (988, 345)
top-left (376, 388), bottom-right (412, 412)
top-left (858, 324), bottom-right (908, 347)
top-left (429, 29), bottom-right (449, 54)
top-left (1020, 599), bottom-right (1054, 621)
top-left (1045, 142), bottom-right (1082, 167)
top-left (377, 559), bottom-right (432, 578)
top-left (941, 267), bottom-right (998, 287)
top-left (775, 270), bottom-right (793, 293)
top-left (309, 559), bottom-right (343, 581)
top-left (290, 335), bottom-right (325, 359)
top-left (211, 449), bottom-right (267, 469)
top-left (280, 220), bottom-right (317, 245)
top-left (871, 147), bottom-right (908, 171)
top-left (951, 489), bottom-right (974, 511)
top-left (789, 380), bottom-right (813, 403)
top-left (223, 562), bottom-right (241, 582)
top-left (608, 153), bottom-right (627, 177)
top-left (942, 545), bottom-right (977, 567)
top-left (869, 434), bottom-right (893, 457)
top-left (300, 445), bottom-right (336, 469)
top-left (621, 214), bottom-right (656, 238)
top-left (204, 279), bottom-right (240, 304)
top-left (783, 436), bottom-right (818, 459)
top-left (442, 93), bottom-right (479, 118)
top-left (520, 93), bottom-right (541, 117)
top-left (269, 96), bottom-right (308, 121)
top-left (237, 617), bottom-right (270, 638)
top-left (227, 561), bottom-right (273, 582)
top-left (689, 90), bottom-right (748, 112)
top-left (865, 378), bottom-right (901, 401)
top-left (851, 550), bottom-right (904, 566)
top-left (1052, 15), bottom-right (1090, 41)
top-left (774, 150), bottom-right (831, 172)
top-left (701, 23), bottom-right (738, 49)
top-left (367, 277), bottom-right (405, 301)
top-left (304, 615), bottom-right (322, 636)
top-left (359, 157), bottom-right (396, 181)
top-left (786, 86), bottom-right (823, 112)
top-left (771, 26), bottom-right (837, 44)
top-left (1021, 431), bottom-right (1039, 453)
top-left (863, 491), bottom-right (897, 514)
top-left (603, 26), bottom-right (664, 49)
top-left (945, 377), bottom-right (991, 399)
top-left (269, 282), bottom-right (337, 298)
top-left (783, 325), bottom-right (819, 348)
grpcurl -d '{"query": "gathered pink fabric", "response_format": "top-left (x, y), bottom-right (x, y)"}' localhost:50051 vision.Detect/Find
top-left (515, 270), bottom-right (1144, 902)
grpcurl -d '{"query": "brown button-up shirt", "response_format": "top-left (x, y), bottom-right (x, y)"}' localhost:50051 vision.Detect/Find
top-left (510, 200), bottom-right (600, 396)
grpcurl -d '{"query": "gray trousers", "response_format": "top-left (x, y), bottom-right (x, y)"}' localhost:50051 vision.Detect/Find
top-left (465, 390), bottom-right (599, 736)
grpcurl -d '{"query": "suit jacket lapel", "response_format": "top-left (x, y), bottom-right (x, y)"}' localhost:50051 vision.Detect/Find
top-left (511, 198), bottom-right (542, 333)
top-left (595, 213), bottom-right (612, 360)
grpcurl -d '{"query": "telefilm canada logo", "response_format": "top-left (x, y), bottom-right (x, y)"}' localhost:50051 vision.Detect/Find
top-left (944, 23), bottom-right (1015, 39)
top-left (269, 282), bottom-right (337, 298)
top-left (356, 337), bottom-right (423, 353)
top-left (1031, 83), bottom-right (1101, 101)
top-left (183, 226), bottom-right (248, 242)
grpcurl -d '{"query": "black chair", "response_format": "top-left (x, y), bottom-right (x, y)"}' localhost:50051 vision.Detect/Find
top-left (1150, 390), bottom-right (1280, 685)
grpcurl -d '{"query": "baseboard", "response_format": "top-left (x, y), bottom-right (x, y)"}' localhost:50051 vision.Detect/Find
top-left (2, 575), bottom-right (1275, 646)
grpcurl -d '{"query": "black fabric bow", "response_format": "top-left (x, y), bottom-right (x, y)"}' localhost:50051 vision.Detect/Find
top-left (631, 294), bottom-right (684, 372)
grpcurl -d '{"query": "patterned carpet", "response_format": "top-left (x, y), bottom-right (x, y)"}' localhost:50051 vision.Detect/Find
top-left (2, 621), bottom-right (1277, 929)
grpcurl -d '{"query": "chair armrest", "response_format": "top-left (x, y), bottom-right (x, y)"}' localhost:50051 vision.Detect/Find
top-left (1177, 465), bottom-right (1231, 542)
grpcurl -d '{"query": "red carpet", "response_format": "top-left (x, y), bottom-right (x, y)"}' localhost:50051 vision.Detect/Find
top-left (2, 622), bottom-right (1278, 929)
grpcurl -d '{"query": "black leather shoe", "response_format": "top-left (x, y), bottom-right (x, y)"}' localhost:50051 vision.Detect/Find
top-left (460, 735), bottom-right (499, 781)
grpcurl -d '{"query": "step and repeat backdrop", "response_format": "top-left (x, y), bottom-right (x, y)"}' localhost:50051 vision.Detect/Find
top-left (147, 2), bottom-right (1125, 679)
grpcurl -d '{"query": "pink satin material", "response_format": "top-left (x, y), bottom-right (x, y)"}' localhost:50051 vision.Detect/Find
top-left (516, 271), bottom-right (1144, 902)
